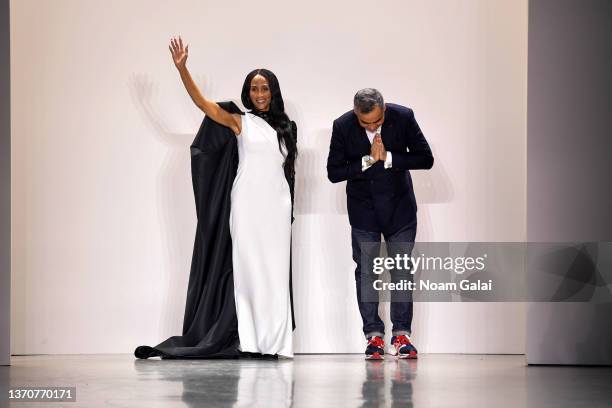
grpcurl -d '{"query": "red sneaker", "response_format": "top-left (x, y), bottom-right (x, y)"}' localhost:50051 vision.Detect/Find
top-left (365, 336), bottom-right (385, 360)
top-left (391, 335), bottom-right (418, 359)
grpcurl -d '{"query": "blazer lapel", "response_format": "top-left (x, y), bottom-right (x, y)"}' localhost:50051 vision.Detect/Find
top-left (381, 120), bottom-right (394, 147)
top-left (352, 119), bottom-right (371, 154)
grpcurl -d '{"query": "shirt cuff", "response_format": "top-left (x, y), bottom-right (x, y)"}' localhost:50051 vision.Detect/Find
top-left (384, 151), bottom-right (393, 169)
top-left (362, 155), bottom-right (373, 172)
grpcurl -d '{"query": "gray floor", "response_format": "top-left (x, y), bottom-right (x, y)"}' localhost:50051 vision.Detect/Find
top-left (1, 354), bottom-right (612, 407)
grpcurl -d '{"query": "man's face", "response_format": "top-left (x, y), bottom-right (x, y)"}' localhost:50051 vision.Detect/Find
top-left (355, 105), bottom-right (385, 132)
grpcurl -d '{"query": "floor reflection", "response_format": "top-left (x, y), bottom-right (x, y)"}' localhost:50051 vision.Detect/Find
top-left (133, 355), bottom-right (419, 407)
top-left (390, 360), bottom-right (416, 407)
top-left (361, 359), bottom-right (417, 408)
top-left (122, 355), bottom-right (612, 407)
top-left (361, 361), bottom-right (385, 407)
top-left (2, 355), bottom-right (612, 407)
top-left (134, 358), bottom-right (294, 408)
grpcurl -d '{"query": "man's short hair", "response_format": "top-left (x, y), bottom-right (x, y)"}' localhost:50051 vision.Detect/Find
top-left (354, 88), bottom-right (385, 114)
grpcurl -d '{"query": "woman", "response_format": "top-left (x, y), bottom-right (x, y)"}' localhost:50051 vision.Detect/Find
top-left (135, 37), bottom-right (297, 359)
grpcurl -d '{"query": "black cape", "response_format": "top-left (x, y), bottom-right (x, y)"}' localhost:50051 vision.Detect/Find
top-left (135, 102), bottom-right (295, 359)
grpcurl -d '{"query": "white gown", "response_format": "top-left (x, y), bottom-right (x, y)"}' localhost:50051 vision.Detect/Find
top-left (230, 112), bottom-right (293, 357)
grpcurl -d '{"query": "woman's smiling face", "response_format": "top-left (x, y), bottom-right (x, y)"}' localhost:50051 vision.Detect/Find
top-left (249, 74), bottom-right (272, 112)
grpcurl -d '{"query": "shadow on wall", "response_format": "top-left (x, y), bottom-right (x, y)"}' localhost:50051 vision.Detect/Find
top-left (293, 130), bottom-right (348, 216)
top-left (294, 130), bottom-right (454, 241)
top-left (411, 139), bottom-right (453, 242)
top-left (294, 133), bottom-right (454, 214)
top-left (128, 73), bottom-right (202, 337)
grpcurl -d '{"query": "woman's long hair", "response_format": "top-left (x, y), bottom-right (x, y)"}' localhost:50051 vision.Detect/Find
top-left (240, 69), bottom-right (297, 192)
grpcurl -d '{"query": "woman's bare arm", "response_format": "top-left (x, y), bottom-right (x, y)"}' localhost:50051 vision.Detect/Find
top-left (169, 36), bottom-right (241, 135)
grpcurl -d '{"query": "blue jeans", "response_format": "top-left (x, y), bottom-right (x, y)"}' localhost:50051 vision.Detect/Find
top-left (351, 222), bottom-right (417, 338)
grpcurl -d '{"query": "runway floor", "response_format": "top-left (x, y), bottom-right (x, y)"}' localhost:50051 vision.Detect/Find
top-left (2, 354), bottom-right (612, 407)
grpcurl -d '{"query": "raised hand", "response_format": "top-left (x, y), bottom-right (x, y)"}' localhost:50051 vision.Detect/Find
top-left (169, 36), bottom-right (188, 69)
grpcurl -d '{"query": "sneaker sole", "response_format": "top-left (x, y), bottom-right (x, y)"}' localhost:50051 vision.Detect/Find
top-left (397, 351), bottom-right (418, 359)
top-left (366, 352), bottom-right (384, 360)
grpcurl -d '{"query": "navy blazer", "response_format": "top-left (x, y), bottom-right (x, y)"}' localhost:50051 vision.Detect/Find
top-left (326, 103), bottom-right (433, 235)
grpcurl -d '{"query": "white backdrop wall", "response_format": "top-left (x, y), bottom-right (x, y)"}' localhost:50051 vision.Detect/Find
top-left (10, 0), bottom-right (527, 354)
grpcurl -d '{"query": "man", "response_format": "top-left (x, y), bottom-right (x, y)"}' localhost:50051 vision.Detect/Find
top-left (327, 88), bottom-right (433, 360)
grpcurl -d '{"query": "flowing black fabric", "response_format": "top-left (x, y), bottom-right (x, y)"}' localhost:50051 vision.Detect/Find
top-left (135, 102), bottom-right (296, 360)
